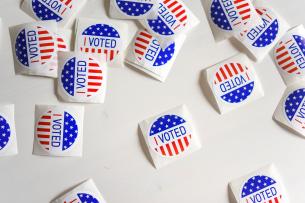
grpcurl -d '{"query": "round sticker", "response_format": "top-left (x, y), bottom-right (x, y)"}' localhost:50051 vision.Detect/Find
top-left (15, 25), bottom-right (56, 69)
top-left (65, 192), bottom-right (99, 203)
top-left (134, 30), bottom-right (175, 67)
top-left (36, 110), bottom-right (78, 153)
top-left (212, 62), bottom-right (255, 103)
top-left (210, 0), bottom-right (252, 31)
top-left (31, 0), bottom-right (73, 22)
top-left (284, 88), bottom-right (305, 131)
top-left (148, 115), bottom-right (192, 157)
top-left (243, 8), bottom-right (279, 47)
top-left (80, 24), bottom-right (122, 62)
top-left (240, 175), bottom-right (282, 203)
top-left (274, 33), bottom-right (305, 76)
top-left (146, 0), bottom-right (188, 36)
top-left (115, 0), bottom-right (154, 17)
top-left (0, 115), bottom-right (11, 151)
top-left (60, 56), bottom-right (104, 99)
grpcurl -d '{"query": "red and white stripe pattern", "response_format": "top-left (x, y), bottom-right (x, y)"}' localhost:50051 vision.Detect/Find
top-left (275, 40), bottom-right (301, 75)
top-left (36, 111), bottom-right (62, 151)
top-left (37, 26), bottom-right (56, 65)
top-left (134, 31), bottom-right (153, 60)
top-left (162, 0), bottom-right (187, 28)
top-left (214, 62), bottom-right (249, 84)
top-left (60, 0), bottom-right (73, 15)
top-left (232, 0), bottom-right (252, 25)
top-left (154, 134), bottom-right (192, 156)
top-left (56, 36), bottom-right (68, 51)
top-left (82, 58), bottom-right (103, 97)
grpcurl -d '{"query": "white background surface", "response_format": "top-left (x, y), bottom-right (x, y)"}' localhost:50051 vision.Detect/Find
top-left (0, 0), bottom-right (304, 202)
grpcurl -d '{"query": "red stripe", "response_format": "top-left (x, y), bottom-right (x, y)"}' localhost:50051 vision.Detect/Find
top-left (274, 197), bottom-right (279, 203)
top-left (89, 63), bottom-right (99, 67)
top-left (230, 63), bottom-right (238, 74)
top-left (37, 128), bottom-right (50, 132)
top-left (37, 134), bottom-right (50, 139)
top-left (239, 8), bottom-right (251, 15)
top-left (281, 62), bottom-right (295, 70)
top-left (224, 64), bottom-right (233, 77)
top-left (110, 50), bottom-right (114, 61)
top-left (276, 51), bottom-right (289, 60)
top-left (166, 143), bottom-right (173, 156)
top-left (57, 38), bottom-right (64, 42)
top-left (175, 9), bottom-right (185, 18)
top-left (88, 69), bottom-right (102, 73)
top-left (136, 37), bottom-right (149, 44)
top-left (219, 67), bottom-right (227, 80)
top-left (38, 122), bottom-right (50, 126)
top-left (87, 88), bottom-right (98, 92)
top-left (171, 141), bottom-right (179, 155)
top-left (38, 30), bottom-right (48, 35)
top-left (40, 49), bottom-right (54, 53)
top-left (160, 146), bottom-right (166, 155)
top-left (241, 14), bottom-right (250, 20)
top-left (39, 42), bottom-right (54, 47)
top-left (88, 75), bottom-right (102, 80)
top-left (41, 55), bottom-right (52, 60)
top-left (278, 56), bottom-right (292, 65)
top-left (234, 0), bottom-right (244, 3)
top-left (180, 16), bottom-right (187, 22)
top-left (58, 44), bottom-right (67, 49)
top-left (256, 9), bottom-right (263, 15)
top-left (288, 67), bottom-right (298, 73)
top-left (39, 36), bottom-right (53, 41)
top-left (41, 115), bottom-right (51, 119)
top-left (135, 49), bottom-right (144, 56)
top-left (88, 82), bottom-right (101, 86)
top-left (139, 32), bottom-right (152, 39)
top-left (167, 1), bottom-right (177, 8)
top-left (178, 138), bottom-right (184, 151)
top-left (236, 3), bottom-right (249, 9)
top-left (163, 0), bottom-right (171, 4)
top-left (172, 4), bottom-right (182, 13)
top-left (91, 48), bottom-right (96, 53)
top-left (40, 141), bottom-right (49, 145)
top-left (237, 63), bottom-right (244, 72)
top-left (184, 136), bottom-right (189, 146)
top-left (216, 72), bottom-right (222, 82)
top-left (135, 43), bottom-right (147, 50)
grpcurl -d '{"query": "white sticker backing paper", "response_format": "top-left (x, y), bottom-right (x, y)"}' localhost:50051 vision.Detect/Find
top-left (10, 21), bottom-right (60, 78)
top-left (74, 18), bottom-right (128, 67)
top-left (52, 179), bottom-right (107, 203)
top-left (33, 104), bottom-right (84, 157)
top-left (273, 83), bottom-right (305, 137)
top-left (0, 104), bottom-right (18, 157)
top-left (229, 164), bottom-right (290, 203)
top-left (21, 0), bottom-right (88, 27)
top-left (274, 25), bottom-right (305, 85)
top-left (57, 51), bottom-right (108, 103)
top-left (139, 105), bottom-right (201, 169)
top-left (109, 0), bottom-right (159, 19)
top-left (125, 29), bottom-right (186, 82)
top-left (204, 54), bottom-right (264, 114)
top-left (140, 0), bottom-right (199, 48)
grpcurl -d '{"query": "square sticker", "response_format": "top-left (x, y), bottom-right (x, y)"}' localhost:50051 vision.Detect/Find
top-left (139, 105), bottom-right (201, 169)
top-left (33, 104), bottom-right (84, 157)
top-left (204, 54), bottom-right (264, 114)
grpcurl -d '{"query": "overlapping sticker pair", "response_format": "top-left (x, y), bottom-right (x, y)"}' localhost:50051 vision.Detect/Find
top-left (139, 105), bottom-right (201, 169)
top-left (109, 0), bottom-right (159, 19)
top-left (204, 54), bottom-right (264, 114)
top-left (125, 29), bottom-right (185, 82)
top-left (9, 21), bottom-right (71, 77)
top-left (74, 18), bottom-right (128, 67)
top-left (21, 0), bottom-right (87, 27)
top-left (33, 105), bottom-right (84, 157)
top-left (140, 0), bottom-right (199, 48)
top-left (229, 164), bottom-right (290, 203)
top-left (274, 83), bottom-right (305, 138)
top-left (52, 179), bottom-right (107, 203)
top-left (0, 105), bottom-right (18, 157)
top-left (235, 1), bottom-right (289, 61)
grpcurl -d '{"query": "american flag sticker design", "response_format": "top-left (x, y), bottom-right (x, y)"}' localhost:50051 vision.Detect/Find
top-left (0, 115), bottom-right (11, 151)
top-left (241, 8), bottom-right (279, 47)
top-left (274, 34), bottom-right (305, 75)
top-left (36, 110), bottom-right (78, 152)
top-left (147, 0), bottom-right (188, 36)
top-left (210, 0), bottom-right (252, 31)
top-left (134, 30), bottom-right (175, 67)
top-left (148, 115), bottom-right (192, 157)
top-left (240, 175), bottom-right (282, 203)
top-left (31, 0), bottom-right (73, 22)
top-left (56, 35), bottom-right (68, 51)
top-left (79, 24), bottom-right (121, 62)
top-left (284, 88), bottom-right (305, 130)
top-left (15, 25), bottom-right (56, 69)
top-left (60, 56), bottom-right (103, 98)
top-left (213, 62), bottom-right (255, 103)
top-left (115, 0), bottom-right (154, 17)
top-left (64, 193), bottom-right (99, 203)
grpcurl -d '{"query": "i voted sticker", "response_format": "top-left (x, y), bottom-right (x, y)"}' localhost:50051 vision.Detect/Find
top-left (240, 175), bottom-right (282, 203)
top-left (60, 56), bottom-right (104, 99)
top-left (213, 62), bottom-right (255, 103)
top-left (146, 0), bottom-right (188, 36)
top-left (31, 0), bottom-right (73, 22)
top-left (284, 88), bottom-right (305, 131)
top-left (36, 110), bottom-right (78, 153)
top-left (241, 8), bottom-right (279, 47)
top-left (79, 24), bottom-right (122, 62)
top-left (64, 193), bottom-right (99, 203)
top-left (0, 115), bottom-right (11, 151)
top-left (15, 25), bottom-right (56, 69)
top-left (148, 115), bottom-right (192, 157)
top-left (275, 33), bottom-right (305, 76)
top-left (210, 0), bottom-right (252, 31)
top-left (115, 0), bottom-right (154, 17)
top-left (134, 30), bottom-right (175, 67)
